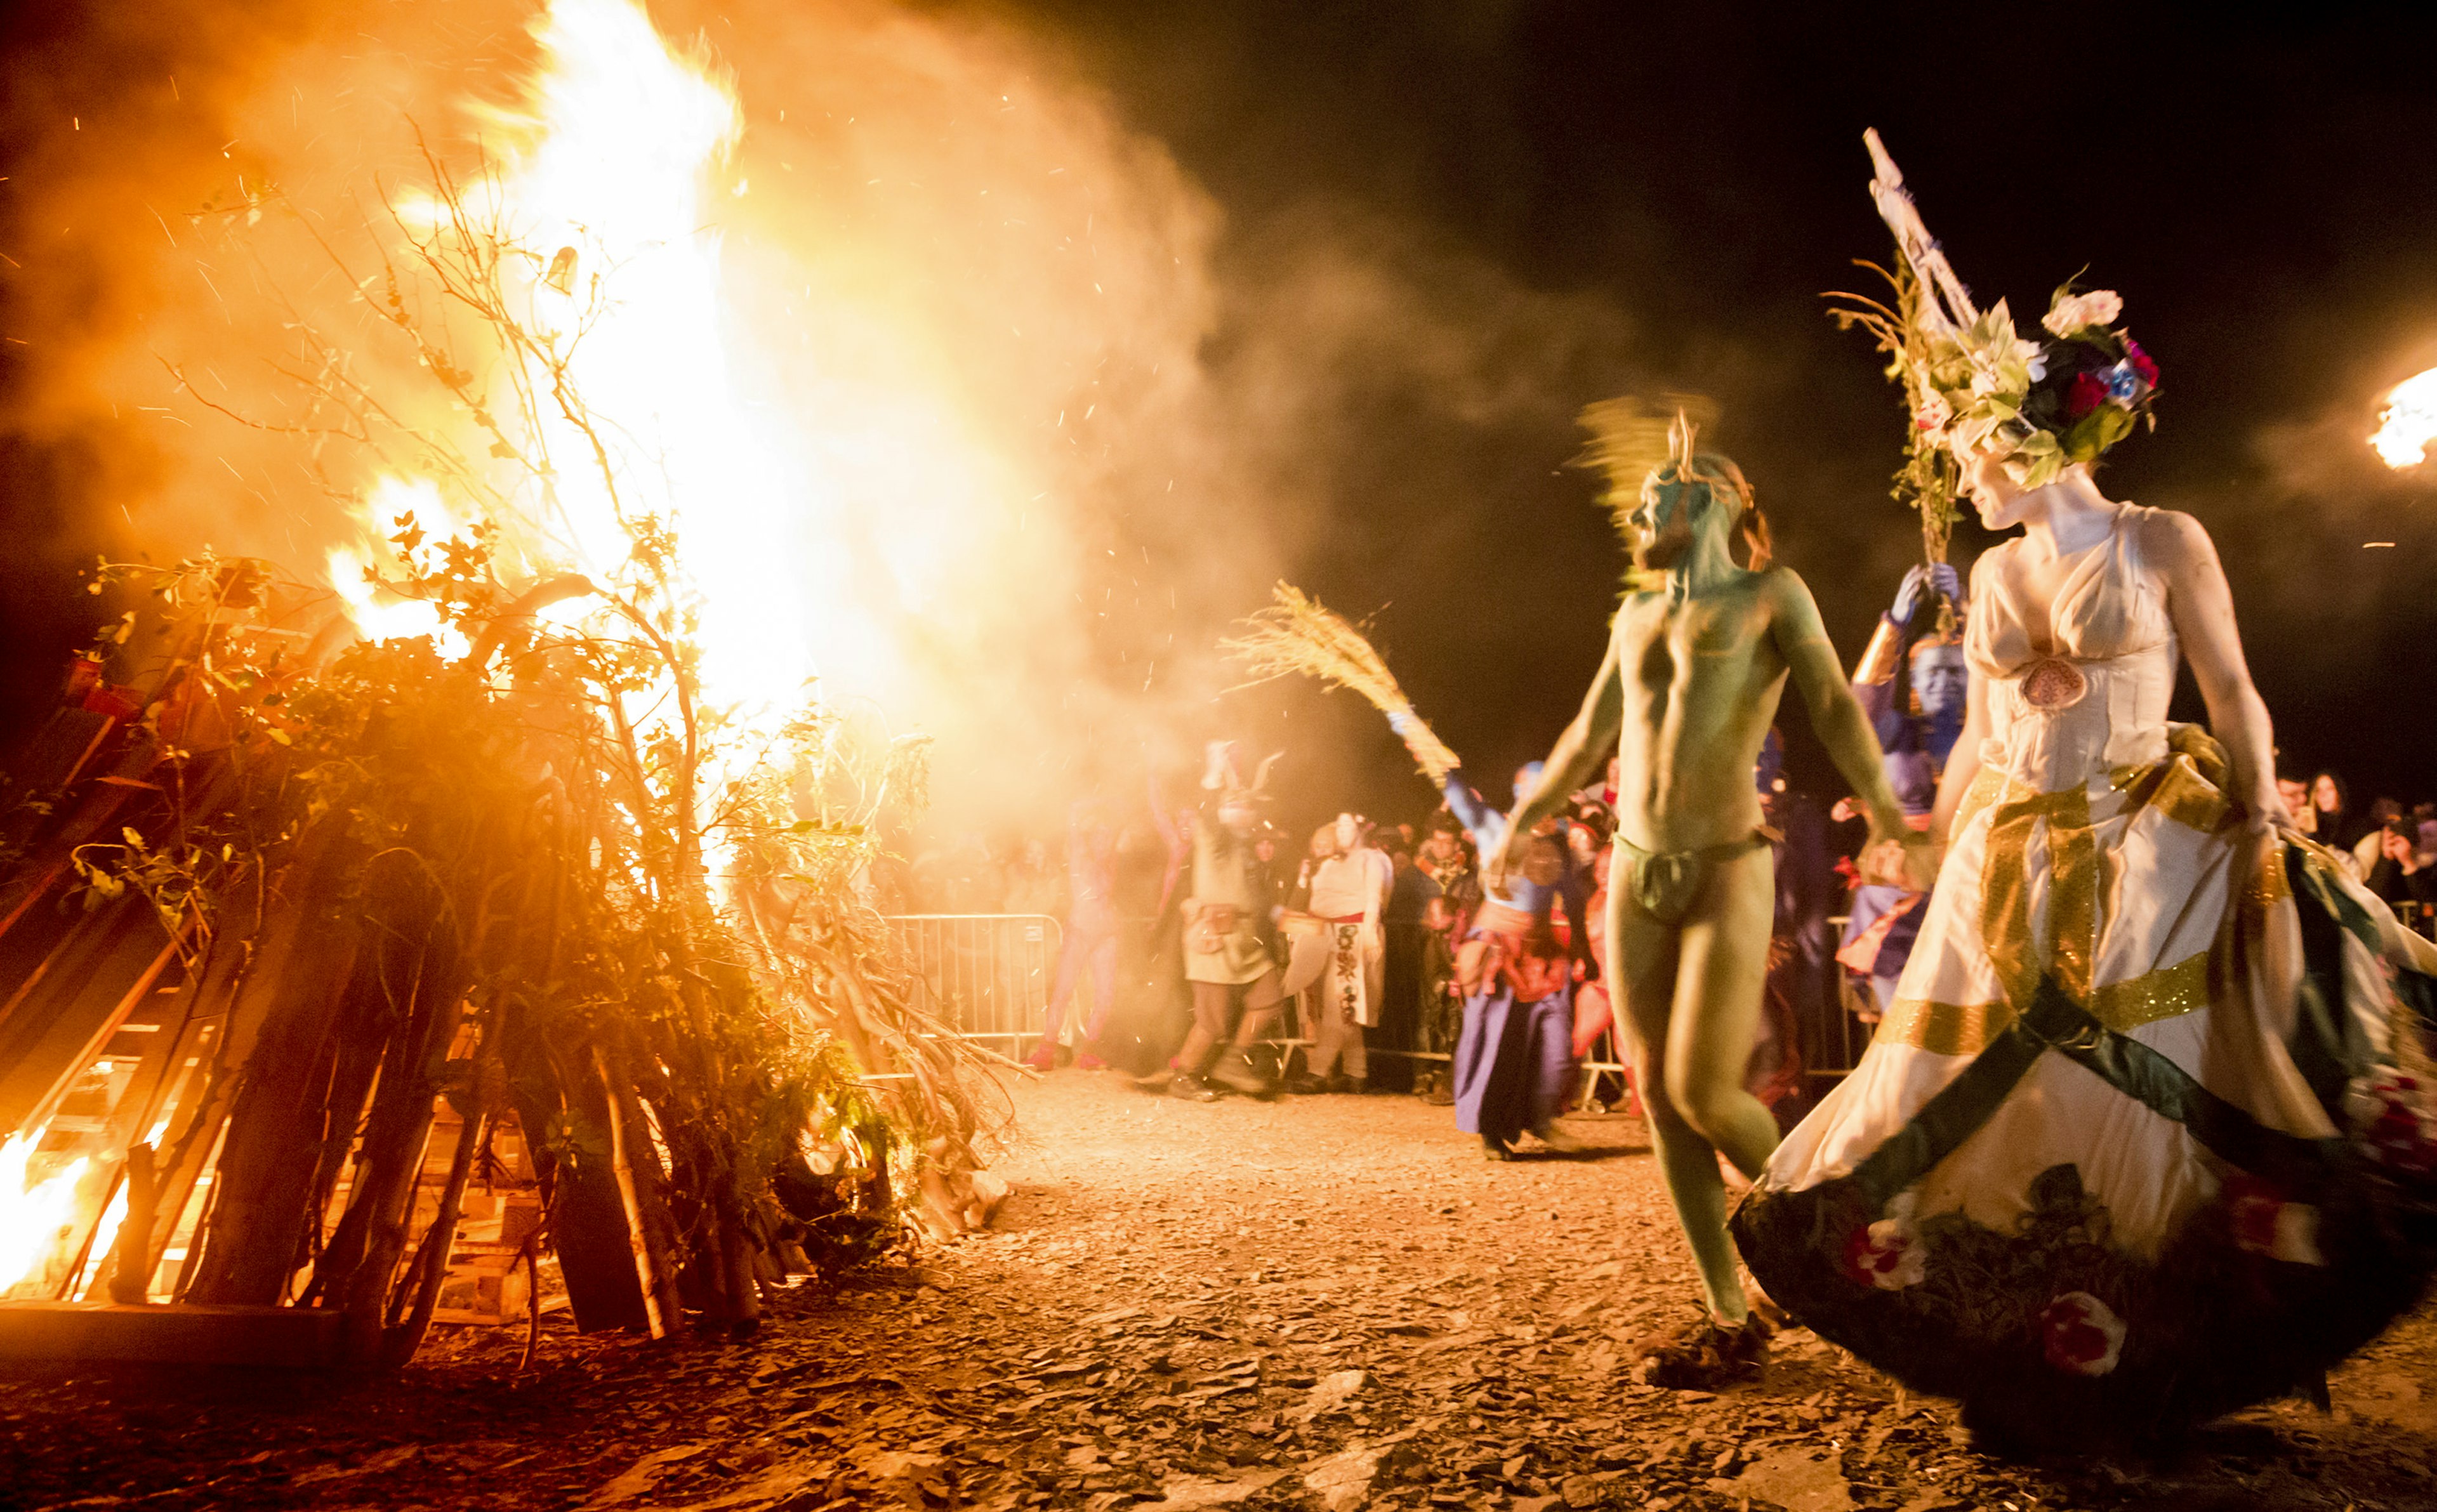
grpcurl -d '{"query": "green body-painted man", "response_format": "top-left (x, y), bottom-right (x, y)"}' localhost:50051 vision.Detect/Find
top-left (1491, 417), bottom-right (1927, 1383)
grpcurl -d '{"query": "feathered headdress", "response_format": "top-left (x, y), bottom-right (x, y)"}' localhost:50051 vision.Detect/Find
top-left (1832, 130), bottom-right (2160, 522)
top-left (1574, 395), bottom-right (1769, 575)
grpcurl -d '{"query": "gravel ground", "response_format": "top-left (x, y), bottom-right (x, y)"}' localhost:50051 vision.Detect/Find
top-left (3, 1069), bottom-right (2435, 1511)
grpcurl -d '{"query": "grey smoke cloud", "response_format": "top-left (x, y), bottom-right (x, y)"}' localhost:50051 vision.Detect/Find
top-left (1, 0), bottom-right (1687, 842)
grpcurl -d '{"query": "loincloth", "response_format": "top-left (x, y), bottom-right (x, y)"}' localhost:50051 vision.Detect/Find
top-left (1616, 830), bottom-right (1773, 926)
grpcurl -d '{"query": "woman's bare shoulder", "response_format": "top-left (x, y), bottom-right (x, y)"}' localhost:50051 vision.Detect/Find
top-left (2129, 504), bottom-right (2217, 570)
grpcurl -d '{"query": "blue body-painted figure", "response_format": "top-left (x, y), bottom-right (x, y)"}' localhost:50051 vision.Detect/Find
top-left (1836, 563), bottom-right (1969, 1015)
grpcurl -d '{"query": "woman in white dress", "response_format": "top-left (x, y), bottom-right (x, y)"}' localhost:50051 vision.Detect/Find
top-left (1733, 140), bottom-right (2437, 1444)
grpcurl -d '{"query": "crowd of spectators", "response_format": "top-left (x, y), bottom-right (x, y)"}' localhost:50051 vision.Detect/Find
top-left (888, 791), bottom-right (1534, 1099)
top-left (881, 757), bottom-right (2436, 1115)
top-left (2278, 769), bottom-right (2437, 915)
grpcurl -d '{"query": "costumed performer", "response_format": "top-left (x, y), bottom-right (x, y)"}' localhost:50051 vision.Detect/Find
top-left (1029, 800), bottom-right (1119, 1071)
top-left (1165, 742), bottom-right (1289, 1101)
top-left (1834, 563), bottom-right (1969, 1020)
top-left (1213, 584), bottom-right (1486, 1108)
top-left (1494, 405), bottom-right (1927, 1386)
top-left (1433, 754), bottom-right (1594, 1160)
top-left (1733, 131), bottom-right (2437, 1446)
top-left (1279, 813), bottom-right (1393, 1094)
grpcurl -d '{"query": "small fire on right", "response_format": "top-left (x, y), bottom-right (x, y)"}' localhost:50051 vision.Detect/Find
top-left (2370, 367), bottom-right (2437, 468)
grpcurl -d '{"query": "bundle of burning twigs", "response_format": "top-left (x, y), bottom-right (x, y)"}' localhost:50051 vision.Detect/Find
top-left (1221, 582), bottom-right (1460, 782)
top-left (0, 546), bottom-right (1002, 1362)
top-left (0, 148), bottom-right (1004, 1367)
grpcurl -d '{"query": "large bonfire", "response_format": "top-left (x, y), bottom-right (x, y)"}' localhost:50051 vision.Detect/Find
top-left (0, 0), bottom-right (1004, 1362)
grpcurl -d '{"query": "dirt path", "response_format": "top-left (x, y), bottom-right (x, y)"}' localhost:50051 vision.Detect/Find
top-left (5, 1072), bottom-right (2436, 1511)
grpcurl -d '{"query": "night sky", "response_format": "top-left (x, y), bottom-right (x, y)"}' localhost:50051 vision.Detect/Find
top-left (4, 3), bottom-right (2437, 825)
top-left (1017, 3), bottom-right (2437, 813)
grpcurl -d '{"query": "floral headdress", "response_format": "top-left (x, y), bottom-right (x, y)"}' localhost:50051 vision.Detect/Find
top-left (1832, 131), bottom-right (2162, 528)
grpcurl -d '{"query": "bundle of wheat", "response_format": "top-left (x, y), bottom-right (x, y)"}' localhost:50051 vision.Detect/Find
top-left (1220, 582), bottom-right (1460, 783)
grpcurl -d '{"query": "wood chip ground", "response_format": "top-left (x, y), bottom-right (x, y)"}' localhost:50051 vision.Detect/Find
top-left (4, 1073), bottom-right (2434, 1510)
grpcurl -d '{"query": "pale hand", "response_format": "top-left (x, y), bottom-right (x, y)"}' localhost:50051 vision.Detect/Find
top-left (1858, 829), bottom-right (1939, 891)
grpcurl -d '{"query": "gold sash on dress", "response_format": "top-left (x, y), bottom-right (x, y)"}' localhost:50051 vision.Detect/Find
top-left (1880, 726), bottom-right (2241, 1056)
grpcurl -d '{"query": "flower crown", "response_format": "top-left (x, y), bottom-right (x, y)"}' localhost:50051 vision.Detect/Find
top-left (1839, 131), bottom-right (2160, 495)
top-left (1919, 286), bottom-right (2160, 488)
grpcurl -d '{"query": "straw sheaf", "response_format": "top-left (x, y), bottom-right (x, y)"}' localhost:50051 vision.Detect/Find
top-left (1220, 582), bottom-right (1462, 783)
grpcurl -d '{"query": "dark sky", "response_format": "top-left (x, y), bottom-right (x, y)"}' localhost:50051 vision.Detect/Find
top-left (1007, 2), bottom-right (2437, 812)
top-left (5, 3), bottom-right (2437, 822)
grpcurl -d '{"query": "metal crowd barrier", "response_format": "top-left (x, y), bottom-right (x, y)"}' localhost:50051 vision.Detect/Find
top-left (2403, 901), bottom-right (2437, 942)
top-left (885, 914), bottom-right (1062, 1049)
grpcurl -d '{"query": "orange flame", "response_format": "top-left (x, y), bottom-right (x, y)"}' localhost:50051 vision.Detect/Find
top-left (0, 1131), bottom-right (88, 1294)
top-left (2370, 367), bottom-right (2437, 470)
top-left (334, 0), bottom-right (808, 725)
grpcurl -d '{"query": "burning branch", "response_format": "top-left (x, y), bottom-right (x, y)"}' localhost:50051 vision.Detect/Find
top-left (0, 95), bottom-right (1001, 1356)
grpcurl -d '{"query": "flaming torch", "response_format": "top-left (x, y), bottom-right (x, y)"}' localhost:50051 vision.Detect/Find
top-left (2370, 367), bottom-right (2437, 470)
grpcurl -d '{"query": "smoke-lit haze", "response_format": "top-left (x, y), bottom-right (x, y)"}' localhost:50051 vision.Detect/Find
top-left (0, 0), bottom-right (1672, 839)
top-left (7, 3), bottom-right (2437, 831)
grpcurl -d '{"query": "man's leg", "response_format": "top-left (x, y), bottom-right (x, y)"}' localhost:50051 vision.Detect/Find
top-left (1304, 987), bottom-right (1345, 1081)
top-left (1212, 970), bottom-right (1286, 1095)
top-left (1345, 951), bottom-right (1381, 1086)
top-left (1034, 931), bottom-right (1086, 1068)
top-left (1667, 845), bottom-right (1780, 1179)
top-left (1340, 1000), bottom-right (1368, 1087)
top-left (1175, 983), bottom-right (1231, 1075)
top-left (1613, 895), bottom-right (1726, 1306)
top-left (1639, 845), bottom-right (1777, 1322)
top-left (1231, 970), bottom-right (1285, 1046)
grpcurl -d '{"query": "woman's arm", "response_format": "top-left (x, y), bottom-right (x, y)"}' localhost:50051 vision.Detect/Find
top-left (1930, 668), bottom-right (1991, 843)
top-left (2146, 510), bottom-right (2293, 832)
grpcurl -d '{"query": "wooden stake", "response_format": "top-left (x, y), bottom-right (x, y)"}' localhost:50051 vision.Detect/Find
top-left (384, 1107), bottom-right (487, 1367)
top-left (597, 1046), bottom-right (670, 1341)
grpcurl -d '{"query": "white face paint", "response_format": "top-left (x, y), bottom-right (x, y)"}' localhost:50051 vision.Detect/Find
top-left (1955, 444), bottom-right (2032, 531)
top-left (1334, 813), bottom-right (1362, 853)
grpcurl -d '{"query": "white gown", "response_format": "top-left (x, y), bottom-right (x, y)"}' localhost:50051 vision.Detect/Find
top-left (1733, 506), bottom-right (2437, 1440)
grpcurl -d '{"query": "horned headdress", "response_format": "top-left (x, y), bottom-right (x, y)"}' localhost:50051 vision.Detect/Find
top-left (1201, 740), bottom-right (1285, 805)
top-left (1574, 395), bottom-right (1770, 575)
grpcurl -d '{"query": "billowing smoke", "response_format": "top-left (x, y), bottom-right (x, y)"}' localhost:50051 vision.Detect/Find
top-left (0, 0), bottom-right (1659, 845)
